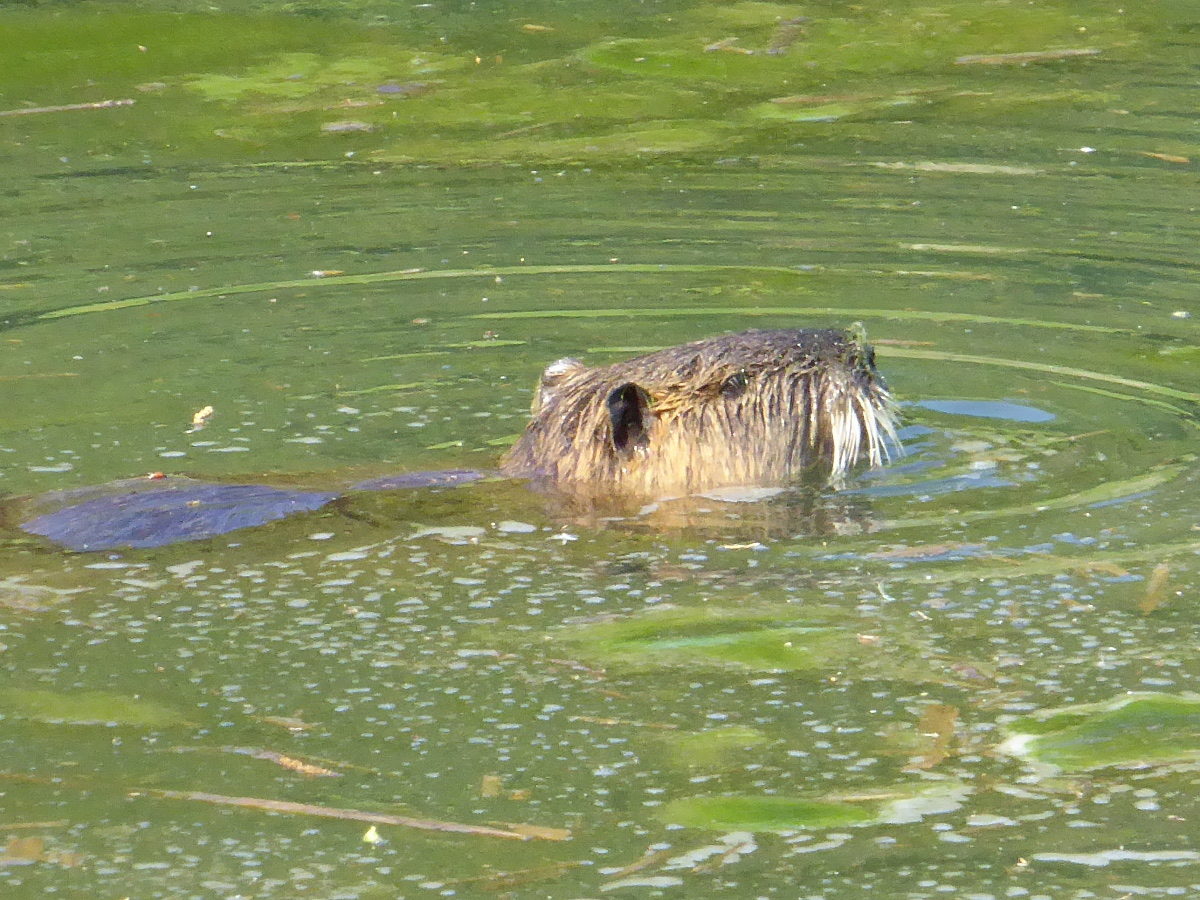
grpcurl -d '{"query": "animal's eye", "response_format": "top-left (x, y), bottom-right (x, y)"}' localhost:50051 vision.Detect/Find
top-left (719, 371), bottom-right (749, 398)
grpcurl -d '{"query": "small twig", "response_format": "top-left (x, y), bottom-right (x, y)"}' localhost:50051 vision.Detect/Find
top-left (0, 373), bottom-right (79, 381)
top-left (496, 120), bottom-right (556, 140)
top-left (135, 789), bottom-right (569, 841)
top-left (955, 48), bottom-right (1100, 66)
top-left (604, 848), bottom-right (673, 878)
top-left (0, 99), bottom-right (135, 118)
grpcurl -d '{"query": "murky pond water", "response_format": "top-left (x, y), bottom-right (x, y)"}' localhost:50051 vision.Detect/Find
top-left (3, 1), bottom-right (1200, 897)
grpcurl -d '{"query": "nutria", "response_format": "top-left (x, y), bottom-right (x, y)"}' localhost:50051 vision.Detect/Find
top-left (15, 328), bottom-right (896, 551)
top-left (501, 326), bottom-right (898, 496)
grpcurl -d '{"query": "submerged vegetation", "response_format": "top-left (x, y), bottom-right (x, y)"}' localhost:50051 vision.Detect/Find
top-left (0, 0), bottom-right (1146, 167)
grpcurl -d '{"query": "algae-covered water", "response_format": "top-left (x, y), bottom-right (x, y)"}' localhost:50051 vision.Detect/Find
top-left (2, 1), bottom-right (1200, 897)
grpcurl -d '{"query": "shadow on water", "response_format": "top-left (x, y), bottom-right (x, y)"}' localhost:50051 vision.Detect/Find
top-left (2, 0), bottom-right (1200, 897)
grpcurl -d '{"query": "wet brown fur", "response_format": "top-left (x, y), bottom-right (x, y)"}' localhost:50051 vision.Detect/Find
top-left (501, 327), bottom-right (898, 497)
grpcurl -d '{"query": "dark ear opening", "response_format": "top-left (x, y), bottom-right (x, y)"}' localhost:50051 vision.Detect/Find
top-left (606, 383), bottom-right (652, 455)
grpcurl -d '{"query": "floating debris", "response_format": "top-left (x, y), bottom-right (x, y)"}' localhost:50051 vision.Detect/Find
top-left (871, 161), bottom-right (1044, 176)
top-left (704, 37), bottom-right (753, 55)
top-left (1138, 150), bottom-right (1190, 164)
top-left (188, 405), bottom-right (214, 432)
top-left (0, 98), bottom-right (134, 118)
top-left (257, 715), bottom-right (316, 732)
top-left (905, 704), bottom-right (959, 771)
top-left (767, 17), bottom-right (808, 55)
top-left (137, 790), bottom-right (568, 840)
top-left (321, 120), bottom-right (375, 133)
top-left (0, 576), bottom-right (90, 613)
top-left (0, 837), bottom-right (84, 869)
top-left (376, 81), bottom-right (431, 97)
top-left (1140, 562), bottom-right (1172, 614)
top-left (955, 48), bottom-right (1101, 66)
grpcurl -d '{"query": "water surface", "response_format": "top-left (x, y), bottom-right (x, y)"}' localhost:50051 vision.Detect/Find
top-left (2, 1), bottom-right (1200, 897)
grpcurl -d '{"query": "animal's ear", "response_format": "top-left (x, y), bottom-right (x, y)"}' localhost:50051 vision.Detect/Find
top-left (606, 383), bottom-right (652, 455)
top-left (532, 357), bottom-right (586, 415)
top-left (841, 322), bottom-right (876, 373)
top-left (540, 357), bottom-right (586, 386)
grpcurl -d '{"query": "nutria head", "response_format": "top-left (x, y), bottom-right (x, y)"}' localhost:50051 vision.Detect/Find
top-left (501, 326), bottom-right (898, 497)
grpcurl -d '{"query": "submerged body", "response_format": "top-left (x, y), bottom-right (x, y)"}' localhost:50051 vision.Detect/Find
top-left (16, 471), bottom-right (483, 552)
top-left (502, 327), bottom-right (898, 496)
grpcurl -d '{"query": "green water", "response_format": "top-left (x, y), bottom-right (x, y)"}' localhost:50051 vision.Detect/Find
top-left (3, 1), bottom-right (1200, 896)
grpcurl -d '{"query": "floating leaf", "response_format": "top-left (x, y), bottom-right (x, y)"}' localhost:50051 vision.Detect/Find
top-left (408, 525), bottom-right (487, 542)
top-left (666, 726), bottom-right (769, 769)
top-left (1001, 693), bottom-right (1200, 772)
top-left (870, 161), bottom-right (1044, 176)
top-left (0, 576), bottom-right (90, 613)
top-left (0, 688), bottom-right (188, 727)
top-left (481, 775), bottom-right (503, 798)
top-left (660, 780), bottom-right (971, 832)
top-left (752, 101), bottom-right (859, 123)
top-left (906, 704), bottom-right (959, 771)
top-left (0, 837), bottom-right (45, 866)
top-left (661, 796), bottom-right (873, 832)
top-left (186, 50), bottom-right (467, 108)
top-left (1140, 563), bottom-right (1171, 614)
top-left (750, 96), bottom-right (919, 123)
top-left (551, 604), bottom-right (938, 681)
top-left (554, 606), bottom-right (851, 673)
